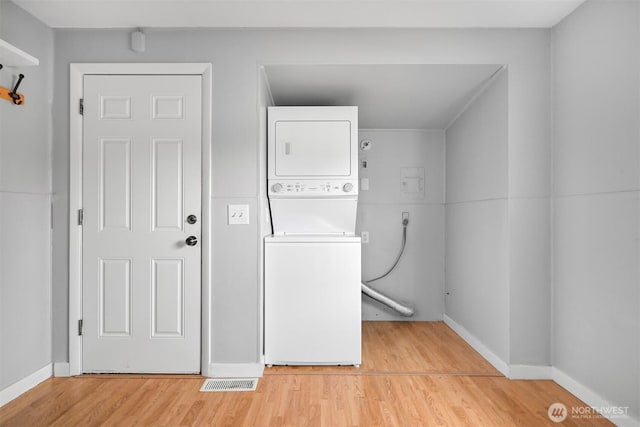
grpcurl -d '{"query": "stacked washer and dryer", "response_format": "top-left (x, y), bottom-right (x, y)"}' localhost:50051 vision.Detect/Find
top-left (265, 106), bottom-right (361, 366)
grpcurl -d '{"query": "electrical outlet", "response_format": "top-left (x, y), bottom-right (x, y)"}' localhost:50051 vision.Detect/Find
top-left (361, 231), bottom-right (369, 244)
top-left (228, 204), bottom-right (250, 225)
top-left (402, 212), bottom-right (410, 221)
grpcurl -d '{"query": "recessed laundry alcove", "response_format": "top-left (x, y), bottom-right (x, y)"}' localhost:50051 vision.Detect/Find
top-left (261, 64), bottom-right (508, 329)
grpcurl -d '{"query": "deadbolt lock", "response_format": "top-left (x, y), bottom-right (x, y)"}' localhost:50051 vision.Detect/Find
top-left (186, 214), bottom-right (197, 224)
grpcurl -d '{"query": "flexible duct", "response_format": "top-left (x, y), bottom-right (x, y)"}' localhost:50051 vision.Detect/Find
top-left (361, 218), bottom-right (415, 317)
top-left (361, 282), bottom-right (414, 317)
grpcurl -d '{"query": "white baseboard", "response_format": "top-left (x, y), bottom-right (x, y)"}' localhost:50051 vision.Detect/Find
top-left (441, 315), bottom-right (638, 424)
top-left (207, 363), bottom-right (264, 378)
top-left (53, 362), bottom-right (70, 377)
top-left (508, 365), bottom-right (552, 380)
top-left (0, 364), bottom-right (52, 408)
top-left (443, 314), bottom-right (509, 376)
top-left (552, 367), bottom-right (638, 426)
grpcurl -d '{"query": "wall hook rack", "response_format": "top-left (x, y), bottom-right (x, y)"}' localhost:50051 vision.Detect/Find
top-left (0, 73), bottom-right (25, 105)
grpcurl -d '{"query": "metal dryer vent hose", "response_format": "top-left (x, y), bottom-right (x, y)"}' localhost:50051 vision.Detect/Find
top-left (361, 218), bottom-right (415, 317)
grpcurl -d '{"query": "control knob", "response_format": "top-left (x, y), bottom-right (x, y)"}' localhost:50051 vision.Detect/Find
top-left (272, 183), bottom-right (283, 193)
top-left (343, 183), bottom-right (354, 192)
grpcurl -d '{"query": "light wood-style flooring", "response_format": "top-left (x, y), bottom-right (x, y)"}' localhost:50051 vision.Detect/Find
top-left (0, 322), bottom-right (613, 426)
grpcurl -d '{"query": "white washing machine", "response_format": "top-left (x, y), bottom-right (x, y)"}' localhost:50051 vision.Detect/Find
top-left (264, 235), bottom-right (361, 365)
top-left (265, 106), bottom-right (361, 366)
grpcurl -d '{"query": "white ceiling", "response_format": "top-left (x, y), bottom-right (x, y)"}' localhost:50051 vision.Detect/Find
top-left (264, 64), bottom-right (504, 130)
top-left (11, 0), bottom-right (585, 29)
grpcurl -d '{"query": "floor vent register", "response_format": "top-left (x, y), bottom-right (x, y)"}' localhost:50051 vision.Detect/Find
top-left (200, 378), bottom-right (259, 392)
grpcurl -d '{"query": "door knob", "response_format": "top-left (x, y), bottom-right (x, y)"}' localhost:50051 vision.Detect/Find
top-left (186, 214), bottom-right (197, 224)
top-left (185, 236), bottom-right (198, 246)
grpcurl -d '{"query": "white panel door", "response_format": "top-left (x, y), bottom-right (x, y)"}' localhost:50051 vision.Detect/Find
top-left (82, 75), bottom-right (202, 373)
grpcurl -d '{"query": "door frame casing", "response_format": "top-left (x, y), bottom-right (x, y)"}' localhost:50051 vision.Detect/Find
top-left (69, 63), bottom-right (213, 376)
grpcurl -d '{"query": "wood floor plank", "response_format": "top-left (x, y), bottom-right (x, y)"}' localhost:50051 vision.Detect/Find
top-left (266, 321), bottom-right (501, 375)
top-left (0, 322), bottom-right (614, 426)
top-left (0, 375), bottom-right (615, 426)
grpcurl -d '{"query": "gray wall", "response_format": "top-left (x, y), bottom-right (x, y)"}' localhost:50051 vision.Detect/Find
top-left (445, 71), bottom-right (510, 362)
top-left (552, 0), bottom-right (639, 419)
top-left (0, 0), bottom-right (53, 389)
top-left (3, 2), bottom-right (637, 419)
top-left (257, 68), bottom-right (273, 357)
top-left (357, 129), bottom-right (444, 320)
top-left (52, 28), bottom-right (551, 368)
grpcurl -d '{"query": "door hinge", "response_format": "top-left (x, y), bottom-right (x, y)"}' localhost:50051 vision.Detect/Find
top-left (78, 319), bottom-right (83, 336)
top-left (79, 98), bottom-right (84, 115)
top-left (78, 209), bottom-right (83, 226)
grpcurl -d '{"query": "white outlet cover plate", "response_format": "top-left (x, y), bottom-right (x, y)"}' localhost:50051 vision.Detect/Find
top-left (228, 204), bottom-right (250, 225)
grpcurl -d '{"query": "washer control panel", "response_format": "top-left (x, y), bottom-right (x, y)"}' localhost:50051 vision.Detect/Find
top-left (269, 180), bottom-right (358, 196)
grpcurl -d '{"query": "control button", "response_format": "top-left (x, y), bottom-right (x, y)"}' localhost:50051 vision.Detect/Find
top-left (343, 183), bottom-right (354, 192)
top-left (272, 183), bottom-right (283, 193)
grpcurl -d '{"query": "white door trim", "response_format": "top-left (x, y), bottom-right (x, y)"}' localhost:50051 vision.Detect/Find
top-left (69, 63), bottom-right (213, 376)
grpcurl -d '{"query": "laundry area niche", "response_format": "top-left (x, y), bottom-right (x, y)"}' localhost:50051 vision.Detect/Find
top-left (262, 64), bottom-right (508, 322)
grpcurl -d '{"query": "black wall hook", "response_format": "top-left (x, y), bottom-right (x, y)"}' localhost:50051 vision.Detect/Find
top-left (12, 73), bottom-right (24, 93)
top-left (0, 64), bottom-right (3, 71)
top-left (9, 74), bottom-right (24, 105)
